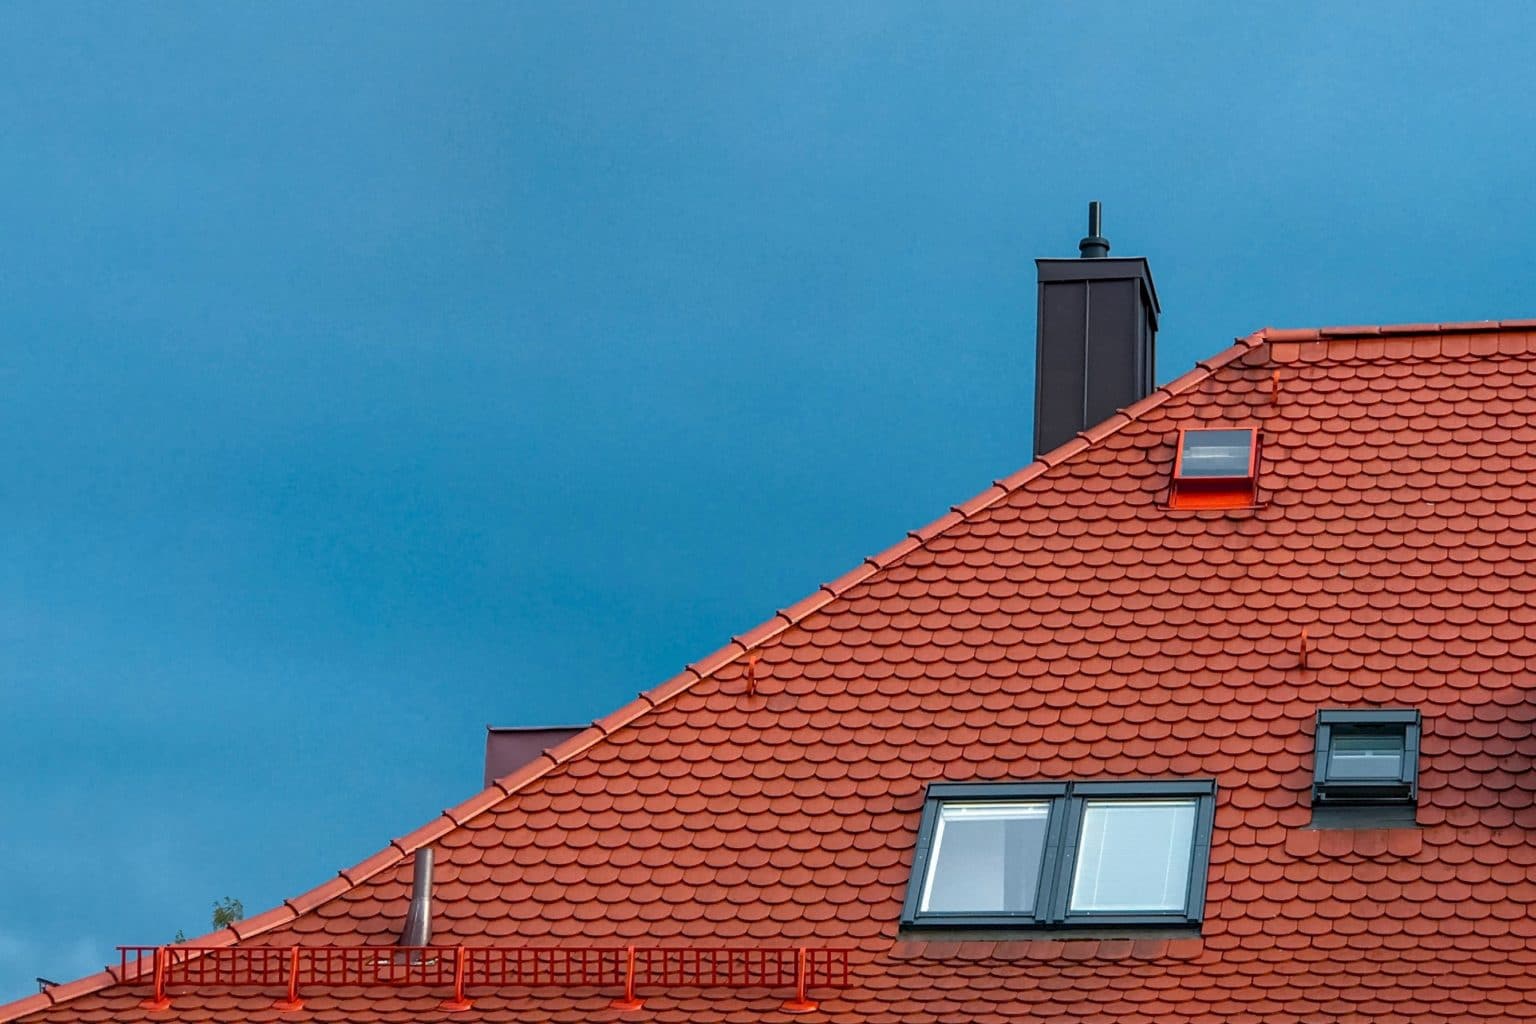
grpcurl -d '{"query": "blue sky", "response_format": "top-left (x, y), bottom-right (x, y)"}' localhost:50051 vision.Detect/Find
top-left (4, 1), bottom-right (1536, 998)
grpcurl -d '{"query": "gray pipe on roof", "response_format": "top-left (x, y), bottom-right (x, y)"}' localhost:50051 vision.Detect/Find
top-left (397, 847), bottom-right (433, 947)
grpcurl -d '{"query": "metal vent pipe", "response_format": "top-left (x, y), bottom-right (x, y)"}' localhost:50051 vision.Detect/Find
top-left (398, 848), bottom-right (433, 947)
top-left (1078, 201), bottom-right (1110, 258)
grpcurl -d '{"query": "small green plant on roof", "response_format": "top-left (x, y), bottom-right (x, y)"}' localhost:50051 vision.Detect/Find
top-left (212, 897), bottom-right (244, 928)
top-left (172, 897), bottom-right (244, 943)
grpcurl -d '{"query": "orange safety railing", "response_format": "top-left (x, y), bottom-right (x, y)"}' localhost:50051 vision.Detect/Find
top-left (118, 943), bottom-right (852, 1014)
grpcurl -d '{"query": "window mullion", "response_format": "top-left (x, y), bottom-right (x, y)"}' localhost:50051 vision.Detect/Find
top-left (1042, 795), bottom-right (1081, 923)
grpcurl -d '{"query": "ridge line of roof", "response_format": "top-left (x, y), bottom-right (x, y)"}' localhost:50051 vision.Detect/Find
top-left (1266, 318), bottom-right (1536, 342)
top-left (0, 325), bottom-right (1275, 1023)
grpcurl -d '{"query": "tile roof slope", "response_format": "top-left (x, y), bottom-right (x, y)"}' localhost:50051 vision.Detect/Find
top-left (11, 319), bottom-right (1536, 1023)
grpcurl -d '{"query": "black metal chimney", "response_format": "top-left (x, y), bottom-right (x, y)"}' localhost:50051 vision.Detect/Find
top-left (1033, 202), bottom-right (1160, 456)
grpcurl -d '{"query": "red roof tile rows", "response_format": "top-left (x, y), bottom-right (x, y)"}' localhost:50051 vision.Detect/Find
top-left (11, 322), bottom-right (1536, 1022)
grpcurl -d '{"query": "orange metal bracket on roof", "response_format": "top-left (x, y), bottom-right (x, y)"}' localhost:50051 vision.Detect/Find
top-left (608, 946), bottom-right (644, 1011)
top-left (780, 947), bottom-right (821, 1014)
top-left (272, 948), bottom-right (304, 1012)
top-left (440, 946), bottom-right (474, 1013)
top-left (137, 948), bottom-right (171, 1012)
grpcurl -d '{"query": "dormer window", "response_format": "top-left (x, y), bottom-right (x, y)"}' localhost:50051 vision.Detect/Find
top-left (1168, 427), bottom-right (1259, 509)
top-left (1313, 709), bottom-right (1420, 807)
top-left (902, 780), bottom-right (1216, 929)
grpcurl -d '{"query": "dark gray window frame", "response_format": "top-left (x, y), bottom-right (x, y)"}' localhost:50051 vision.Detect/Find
top-left (901, 779), bottom-right (1217, 930)
top-left (1312, 708), bottom-right (1420, 806)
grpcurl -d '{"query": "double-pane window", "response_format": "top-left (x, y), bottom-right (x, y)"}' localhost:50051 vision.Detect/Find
top-left (903, 780), bottom-right (1216, 929)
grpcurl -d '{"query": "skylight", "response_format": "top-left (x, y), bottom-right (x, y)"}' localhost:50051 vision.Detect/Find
top-left (1168, 427), bottom-right (1260, 509)
top-left (1313, 709), bottom-right (1420, 807)
top-left (902, 780), bottom-right (1216, 929)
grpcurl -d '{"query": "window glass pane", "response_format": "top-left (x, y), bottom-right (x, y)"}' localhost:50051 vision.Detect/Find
top-left (1069, 799), bottom-right (1198, 913)
top-left (1179, 429), bottom-right (1254, 477)
top-left (920, 802), bottom-right (1050, 914)
top-left (1329, 729), bottom-right (1404, 780)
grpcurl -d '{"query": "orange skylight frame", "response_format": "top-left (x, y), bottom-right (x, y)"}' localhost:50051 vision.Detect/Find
top-left (1168, 427), bottom-right (1261, 510)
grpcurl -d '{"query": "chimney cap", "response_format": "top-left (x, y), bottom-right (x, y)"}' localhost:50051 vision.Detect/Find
top-left (1078, 200), bottom-right (1110, 259)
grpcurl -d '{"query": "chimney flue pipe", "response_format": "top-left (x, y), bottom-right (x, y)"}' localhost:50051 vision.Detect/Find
top-left (398, 848), bottom-right (434, 947)
top-left (1078, 201), bottom-right (1110, 258)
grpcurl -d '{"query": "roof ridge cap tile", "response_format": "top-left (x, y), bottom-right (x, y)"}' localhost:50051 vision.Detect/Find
top-left (1266, 318), bottom-right (1536, 343)
top-left (1264, 327), bottom-right (1321, 343)
top-left (389, 812), bottom-right (461, 855)
top-left (1038, 436), bottom-right (1090, 466)
top-left (820, 563), bottom-right (880, 599)
top-left (1158, 366), bottom-right (1213, 398)
top-left (10, 972), bottom-right (118, 1017)
top-left (906, 514), bottom-right (963, 547)
top-left (443, 787), bottom-right (513, 826)
top-left (1196, 343), bottom-right (1255, 372)
top-left (228, 907), bottom-right (296, 941)
top-left (338, 847), bottom-right (406, 887)
top-left (950, 484), bottom-right (1008, 518)
top-left (1376, 322), bottom-right (1446, 336)
top-left (0, 994), bottom-right (51, 1021)
top-left (283, 876), bottom-right (352, 916)
top-left (1438, 319), bottom-right (1507, 332)
top-left (868, 534), bottom-right (924, 569)
top-left (1317, 324), bottom-right (1383, 338)
top-left (1077, 412), bottom-right (1132, 445)
top-left (730, 619), bottom-right (787, 653)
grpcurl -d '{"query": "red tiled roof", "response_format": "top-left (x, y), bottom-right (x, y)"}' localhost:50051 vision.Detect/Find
top-left (12, 319), bottom-right (1536, 1023)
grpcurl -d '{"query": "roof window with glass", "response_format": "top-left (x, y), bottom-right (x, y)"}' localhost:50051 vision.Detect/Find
top-left (902, 780), bottom-right (1216, 929)
top-left (1168, 427), bottom-right (1260, 509)
top-left (1312, 710), bottom-right (1420, 826)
